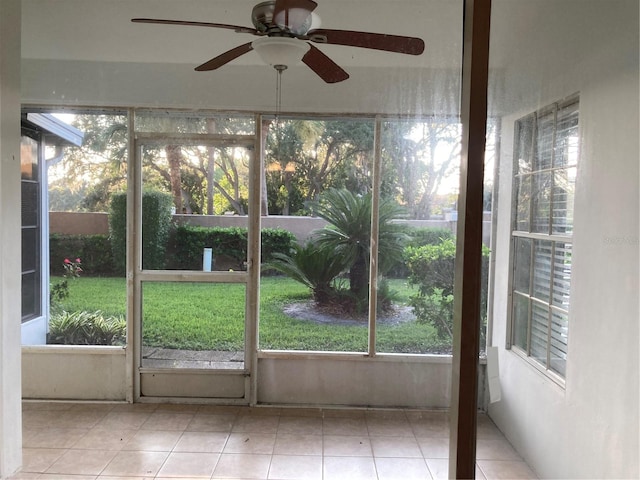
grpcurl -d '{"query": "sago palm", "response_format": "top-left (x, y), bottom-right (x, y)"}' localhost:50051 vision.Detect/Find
top-left (310, 188), bottom-right (407, 299)
top-left (264, 241), bottom-right (347, 304)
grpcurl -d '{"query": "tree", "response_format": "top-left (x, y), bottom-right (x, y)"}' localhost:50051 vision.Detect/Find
top-left (310, 188), bottom-right (407, 299)
top-left (304, 120), bottom-right (374, 201)
top-left (165, 144), bottom-right (184, 211)
top-left (48, 113), bottom-right (128, 212)
top-left (265, 119), bottom-right (323, 215)
top-left (264, 119), bottom-right (376, 215)
top-left (382, 119), bottom-right (461, 219)
top-left (53, 113), bottom-right (256, 214)
top-left (51, 113), bottom-right (464, 219)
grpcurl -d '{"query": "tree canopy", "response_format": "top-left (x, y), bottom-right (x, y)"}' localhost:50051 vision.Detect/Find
top-left (48, 112), bottom-right (475, 220)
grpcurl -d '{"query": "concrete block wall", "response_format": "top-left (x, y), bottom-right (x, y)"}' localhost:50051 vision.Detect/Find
top-left (50, 212), bottom-right (492, 246)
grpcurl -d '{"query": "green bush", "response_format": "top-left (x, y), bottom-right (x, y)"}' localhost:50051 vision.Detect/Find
top-left (404, 237), bottom-right (490, 340)
top-left (47, 310), bottom-right (126, 346)
top-left (409, 288), bottom-right (455, 339)
top-left (50, 280), bottom-right (70, 316)
top-left (168, 225), bottom-right (296, 270)
top-left (49, 234), bottom-right (115, 276)
top-left (109, 190), bottom-right (173, 273)
top-left (109, 192), bottom-right (127, 274)
top-left (141, 190), bottom-right (174, 269)
top-left (405, 226), bottom-right (455, 248)
top-left (387, 226), bottom-right (455, 278)
top-left (261, 228), bottom-right (297, 261)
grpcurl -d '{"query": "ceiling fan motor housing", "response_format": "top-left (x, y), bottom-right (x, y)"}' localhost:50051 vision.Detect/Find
top-left (252, 1), bottom-right (313, 36)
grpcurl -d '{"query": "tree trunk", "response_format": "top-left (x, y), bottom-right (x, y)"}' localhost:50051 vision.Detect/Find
top-left (282, 174), bottom-right (292, 216)
top-left (206, 118), bottom-right (217, 215)
top-left (260, 119), bottom-right (271, 216)
top-left (165, 145), bottom-right (183, 211)
top-left (349, 254), bottom-right (368, 298)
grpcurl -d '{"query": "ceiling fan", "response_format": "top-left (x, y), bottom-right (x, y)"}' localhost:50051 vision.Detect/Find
top-left (131, 0), bottom-right (425, 83)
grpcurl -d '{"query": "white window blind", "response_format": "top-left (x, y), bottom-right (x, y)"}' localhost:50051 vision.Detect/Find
top-left (510, 95), bottom-right (579, 379)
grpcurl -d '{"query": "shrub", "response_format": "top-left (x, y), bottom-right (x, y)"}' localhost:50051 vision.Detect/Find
top-left (387, 226), bottom-right (455, 278)
top-left (109, 192), bottom-right (127, 274)
top-left (49, 234), bottom-right (115, 276)
top-left (109, 190), bottom-right (173, 273)
top-left (261, 228), bottom-right (297, 261)
top-left (404, 237), bottom-right (490, 340)
top-left (264, 241), bottom-right (347, 303)
top-left (168, 225), bottom-right (296, 270)
top-left (47, 310), bottom-right (126, 346)
top-left (140, 190), bottom-right (174, 269)
top-left (404, 237), bottom-right (459, 297)
top-left (409, 288), bottom-right (455, 339)
top-left (405, 226), bottom-right (455, 248)
top-left (50, 281), bottom-right (70, 315)
top-left (50, 257), bottom-right (84, 315)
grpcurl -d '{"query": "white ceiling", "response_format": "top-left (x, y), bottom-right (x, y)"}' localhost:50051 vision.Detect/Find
top-left (22, 0), bottom-right (461, 69)
top-left (20, 0), bottom-right (637, 115)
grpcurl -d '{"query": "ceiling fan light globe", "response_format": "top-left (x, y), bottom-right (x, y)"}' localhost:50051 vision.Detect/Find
top-left (252, 36), bottom-right (310, 68)
top-left (274, 8), bottom-right (313, 35)
top-left (309, 12), bottom-right (321, 30)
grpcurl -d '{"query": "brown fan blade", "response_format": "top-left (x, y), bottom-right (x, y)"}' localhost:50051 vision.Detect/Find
top-left (273, 0), bottom-right (318, 33)
top-left (302, 45), bottom-right (349, 83)
top-left (195, 43), bottom-right (254, 71)
top-left (307, 29), bottom-right (425, 55)
top-left (132, 18), bottom-right (259, 36)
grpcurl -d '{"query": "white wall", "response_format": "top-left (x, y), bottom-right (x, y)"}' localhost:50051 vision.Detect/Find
top-left (0, 1), bottom-right (23, 478)
top-left (258, 356), bottom-right (454, 408)
top-left (22, 347), bottom-right (127, 401)
top-left (488, 1), bottom-right (639, 478)
top-left (20, 350), bottom-right (466, 409)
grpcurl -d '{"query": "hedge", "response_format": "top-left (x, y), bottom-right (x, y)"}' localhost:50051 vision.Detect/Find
top-left (168, 225), bottom-right (296, 270)
top-left (50, 226), bottom-right (297, 275)
top-left (387, 226), bottom-right (456, 278)
top-left (49, 234), bottom-right (116, 276)
top-left (109, 190), bottom-right (174, 274)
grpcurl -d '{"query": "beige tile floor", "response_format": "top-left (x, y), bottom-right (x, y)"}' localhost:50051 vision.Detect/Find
top-left (11, 402), bottom-right (537, 479)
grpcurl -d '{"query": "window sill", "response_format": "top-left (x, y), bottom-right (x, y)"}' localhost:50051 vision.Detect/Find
top-left (509, 346), bottom-right (566, 389)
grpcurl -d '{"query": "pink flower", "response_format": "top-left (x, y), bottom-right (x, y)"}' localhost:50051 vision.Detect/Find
top-left (75, 258), bottom-right (81, 263)
top-left (64, 258), bottom-right (71, 264)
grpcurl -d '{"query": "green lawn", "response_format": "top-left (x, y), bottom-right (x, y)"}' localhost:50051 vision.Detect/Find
top-left (55, 276), bottom-right (446, 354)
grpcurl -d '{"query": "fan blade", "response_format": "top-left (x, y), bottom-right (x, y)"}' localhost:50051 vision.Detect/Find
top-left (131, 18), bottom-right (259, 35)
top-left (273, 0), bottom-right (318, 33)
top-left (307, 29), bottom-right (425, 55)
top-left (195, 43), bottom-right (254, 71)
top-left (302, 45), bottom-right (349, 83)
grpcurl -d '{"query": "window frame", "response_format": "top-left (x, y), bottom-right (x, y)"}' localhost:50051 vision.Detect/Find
top-left (20, 129), bottom-right (43, 323)
top-left (507, 94), bottom-right (579, 383)
top-left (24, 105), bottom-right (488, 359)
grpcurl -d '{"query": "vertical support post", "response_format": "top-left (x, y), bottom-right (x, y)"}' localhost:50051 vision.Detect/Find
top-left (368, 116), bottom-right (382, 356)
top-left (247, 115), bottom-right (262, 405)
top-left (0, 0), bottom-right (23, 476)
top-left (127, 110), bottom-right (140, 403)
top-left (449, 0), bottom-right (492, 478)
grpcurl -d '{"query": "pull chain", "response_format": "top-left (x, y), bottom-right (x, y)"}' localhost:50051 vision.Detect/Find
top-left (274, 64), bottom-right (287, 125)
top-left (274, 64), bottom-right (287, 156)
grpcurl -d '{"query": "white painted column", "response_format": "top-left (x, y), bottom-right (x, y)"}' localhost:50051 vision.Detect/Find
top-left (0, 0), bottom-right (23, 478)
